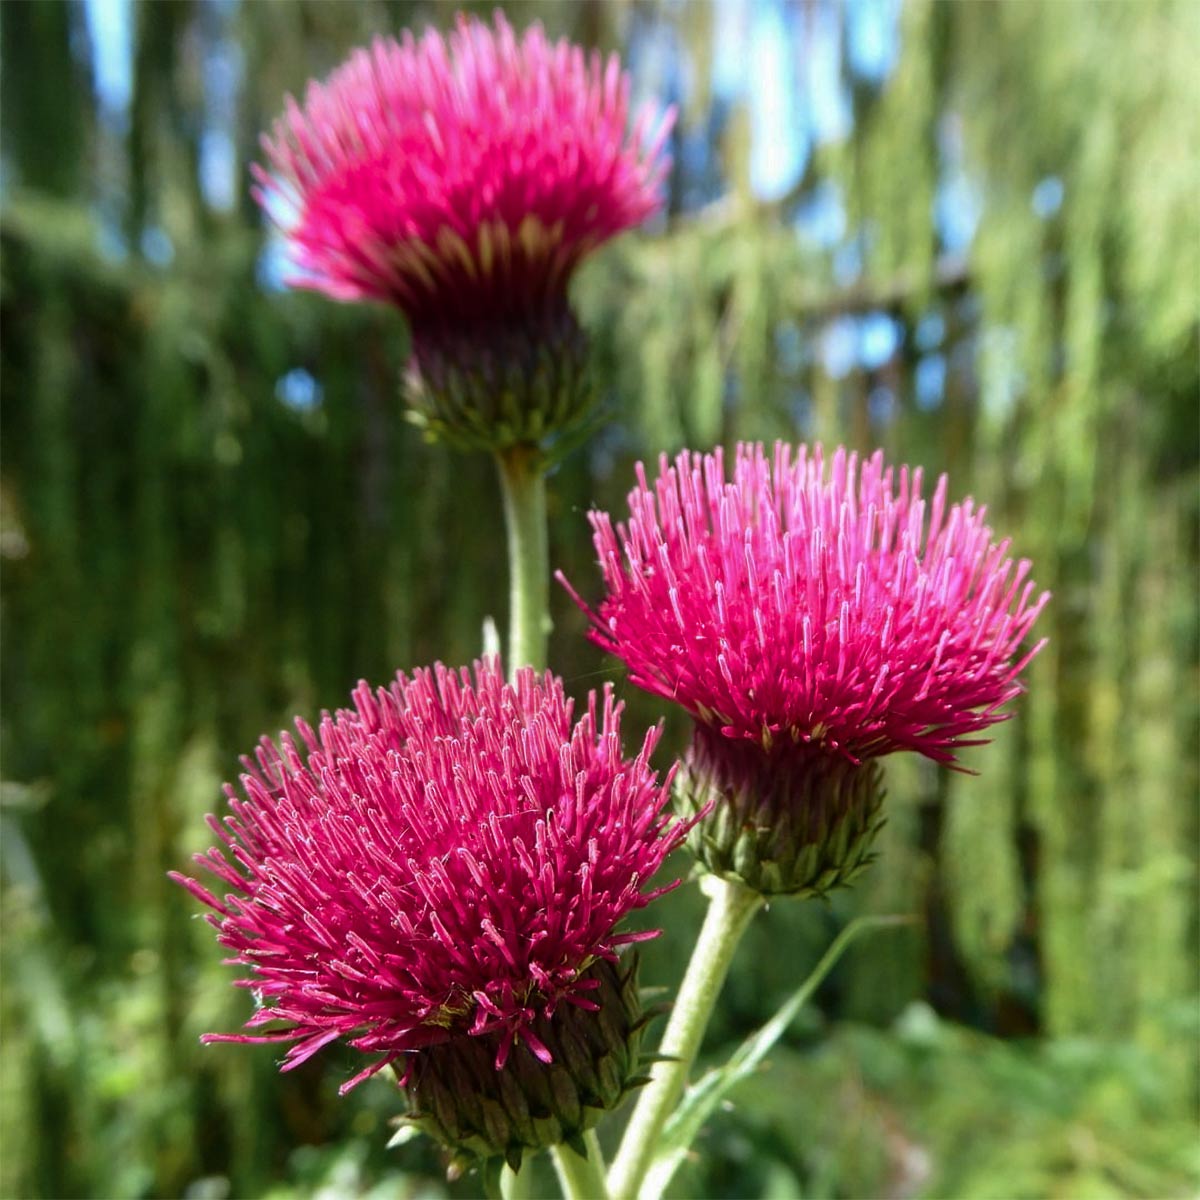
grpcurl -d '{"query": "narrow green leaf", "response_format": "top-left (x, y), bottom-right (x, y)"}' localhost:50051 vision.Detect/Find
top-left (642, 915), bottom-right (914, 1200)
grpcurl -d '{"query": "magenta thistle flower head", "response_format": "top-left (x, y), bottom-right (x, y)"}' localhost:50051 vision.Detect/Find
top-left (172, 660), bottom-right (682, 1168)
top-left (560, 443), bottom-right (1049, 895)
top-left (255, 13), bottom-right (672, 453)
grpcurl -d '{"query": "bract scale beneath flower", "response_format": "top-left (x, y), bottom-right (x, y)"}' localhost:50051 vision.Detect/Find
top-left (401, 956), bottom-right (653, 1176)
top-left (675, 722), bottom-right (885, 896)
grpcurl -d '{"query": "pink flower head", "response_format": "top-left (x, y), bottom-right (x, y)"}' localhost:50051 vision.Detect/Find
top-left (254, 13), bottom-right (672, 326)
top-left (562, 443), bottom-right (1049, 767)
top-left (172, 660), bottom-right (681, 1093)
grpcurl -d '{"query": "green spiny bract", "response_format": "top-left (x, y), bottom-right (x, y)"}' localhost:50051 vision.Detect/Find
top-left (397, 956), bottom-right (653, 1179)
top-left (404, 307), bottom-right (595, 458)
top-left (674, 722), bottom-right (886, 898)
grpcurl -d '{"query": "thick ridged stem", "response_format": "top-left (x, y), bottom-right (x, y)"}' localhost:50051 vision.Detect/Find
top-left (607, 877), bottom-right (764, 1200)
top-left (552, 1131), bottom-right (609, 1200)
top-left (496, 445), bottom-right (550, 676)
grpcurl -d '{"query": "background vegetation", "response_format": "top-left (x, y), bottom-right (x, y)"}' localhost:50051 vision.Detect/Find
top-left (1, 1), bottom-right (1196, 1197)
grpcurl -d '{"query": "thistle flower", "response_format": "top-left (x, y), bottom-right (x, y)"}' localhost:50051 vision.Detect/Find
top-left (255, 13), bottom-right (672, 453)
top-left (560, 443), bottom-right (1049, 896)
top-left (172, 660), bottom-right (682, 1170)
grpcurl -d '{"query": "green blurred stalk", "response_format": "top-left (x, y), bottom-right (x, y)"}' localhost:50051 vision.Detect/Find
top-left (552, 1131), bottom-right (609, 1200)
top-left (500, 1160), bottom-right (534, 1200)
top-left (495, 445), bottom-right (549, 676)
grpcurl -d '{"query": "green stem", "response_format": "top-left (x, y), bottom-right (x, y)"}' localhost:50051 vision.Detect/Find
top-left (495, 445), bottom-right (550, 676)
top-left (500, 1159), bottom-right (535, 1200)
top-left (552, 1131), bottom-right (609, 1200)
top-left (607, 877), bottom-right (764, 1200)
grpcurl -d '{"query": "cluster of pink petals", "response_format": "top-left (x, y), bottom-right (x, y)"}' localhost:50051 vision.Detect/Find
top-left (171, 661), bottom-right (681, 1092)
top-left (255, 13), bottom-right (671, 323)
top-left (562, 443), bottom-right (1049, 765)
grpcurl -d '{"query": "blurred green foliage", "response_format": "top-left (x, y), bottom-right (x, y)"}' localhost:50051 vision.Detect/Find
top-left (1, 2), bottom-right (1197, 1198)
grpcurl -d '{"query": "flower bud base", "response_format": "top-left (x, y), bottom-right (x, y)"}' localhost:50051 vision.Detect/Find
top-left (675, 724), bottom-right (886, 897)
top-left (405, 306), bottom-right (594, 455)
top-left (398, 957), bottom-right (650, 1176)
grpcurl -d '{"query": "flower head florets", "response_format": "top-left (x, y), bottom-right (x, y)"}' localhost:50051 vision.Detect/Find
top-left (172, 660), bottom-right (682, 1094)
top-left (255, 13), bottom-right (669, 316)
top-left (565, 442), bottom-right (1049, 766)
